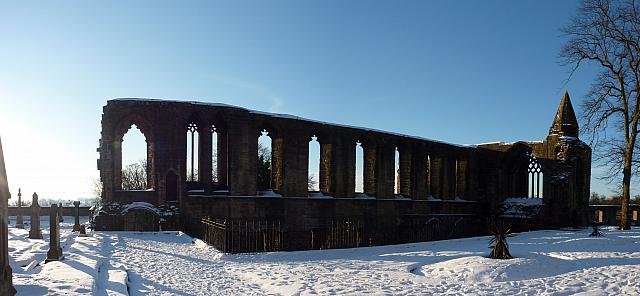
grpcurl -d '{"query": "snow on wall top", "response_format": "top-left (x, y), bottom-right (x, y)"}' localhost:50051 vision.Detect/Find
top-left (109, 98), bottom-right (473, 148)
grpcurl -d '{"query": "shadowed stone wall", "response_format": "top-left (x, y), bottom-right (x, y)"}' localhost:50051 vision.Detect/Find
top-left (96, 92), bottom-right (592, 239)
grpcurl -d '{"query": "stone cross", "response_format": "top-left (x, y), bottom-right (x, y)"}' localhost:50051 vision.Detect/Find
top-left (0, 136), bottom-right (16, 295)
top-left (45, 204), bottom-right (64, 263)
top-left (72, 201), bottom-right (81, 232)
top-left (58, 203), bottom-right (63, 222)
top-left (15, 188), bottom-right (23, 229)
top-left (28, 193), bottom-right (42, 239)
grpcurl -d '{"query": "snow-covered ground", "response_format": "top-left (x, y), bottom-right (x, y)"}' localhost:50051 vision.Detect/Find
top-left (8, 219), bottom-right (640, 295)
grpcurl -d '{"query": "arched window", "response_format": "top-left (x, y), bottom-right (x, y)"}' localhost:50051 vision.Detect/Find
top-left (394, 147), bottom-right (400, 195)
top-left (257, 130), bottom-right (272, 191)
top-left (212, 125), bottom-right (218, 183)
top-left (186, 122), bottom-right (199, 182)
top-left (121, 124), bottom-right (148, 190)
top-left (528, 153), bottom-right (543, 198)
top-left (308, 135), bottom-right (320, 192)
top-left (355, 141), bottom-right (364, 193)
top-left (426, 154), bottom-right (431, 196)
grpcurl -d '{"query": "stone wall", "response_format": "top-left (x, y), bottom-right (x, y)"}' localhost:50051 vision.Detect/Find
top-left (181, 195), bottom-right (485, 250)
top-left (7, 206), bottom-right (91, 217)
top-left (95, 93), bottom-right (593, 250)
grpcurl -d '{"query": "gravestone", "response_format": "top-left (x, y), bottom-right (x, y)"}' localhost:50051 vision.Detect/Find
top-left (15, 189), bottom-right (23, 229)
top-left (58, 203), bottom-right (63, 222)
top-left (45, 204), bottom-right (64, 263)
top-left (28, 193), bottom-right (42, 239)
top-left (0, 137), bottom-right (16, 294)
top-left (72, 201), bottom-right (81, 232)
top-left (79, 225), bottom-right (87, 236)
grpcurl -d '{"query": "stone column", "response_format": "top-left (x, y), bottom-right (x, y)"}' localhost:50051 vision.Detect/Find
top-left (322, 137), bottom-right (353, 198)
top-left (280, 133), bottom-right (309, 197)
top-left (375, 143), bottom-right (395, 198)
top-left (0, 136), bottom-right (16, 295)
top-left (45, 204), bottom-right (63, 263)
top-left (456, 159), bottom-right (468, 199)
top-left (146, 141), bottom-right (155, 189)
top-left (271, 136), bottom-right (284, 193)
top-left (430, 154), bottom-right (443, 198)
top-left (99, 130), bottom-right (115, 202)
top-left (344, 140), bottom-right (356, 198)
top-left (199, 128), bottom-right (212, 193)
top-left (15, 188), bottom-right (23, 229)
top-left (399, 146), bottom-right (413, 197)
top-left (72, 201), bottom-right (81, 232)
top-left (28, 193), bottom-right (42, 239)
top-left (363, 143), bottom-right (377, 196)
top-left (319, 140), bottom-right (333, 195)
top-left (226, 118), bottom-right (257, 196)
top-left (411, 148), bottom-right (428, 199)
top-left (217, 130), bottom-right (228, 187)
top-left (113, 139), bottom-right (123, 191)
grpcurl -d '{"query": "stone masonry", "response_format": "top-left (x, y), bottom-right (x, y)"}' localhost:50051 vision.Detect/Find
top-left (95, 93), bottom-right (592, 244)
top-left (0, 137), bottom-right (16, 295)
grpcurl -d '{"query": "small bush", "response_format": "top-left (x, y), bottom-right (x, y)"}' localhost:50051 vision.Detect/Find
top-left (489, 221), bottom-right (513, 259)
top-left (590, 224), bottom-right (603, 237)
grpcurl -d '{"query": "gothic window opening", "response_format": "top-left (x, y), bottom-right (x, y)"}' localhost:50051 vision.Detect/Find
top-left (355, 141), bottom-right (364, 193)
top-left (257, 130), bottom-right (272, 191)
top-left (121, 124), bottom-right (149, 190)
top-left (426, 155), bottom-right (431, 196)
top-left (186, 122), bottom-right (199, 182)
top-left (528, 153), bottom-right (543, 198)
top-left (308, 135), bottom-right (320, 192)
top-left (212, 125), bottom-right (218, 183)
top-left (394, 147), bottom-right (400, 195)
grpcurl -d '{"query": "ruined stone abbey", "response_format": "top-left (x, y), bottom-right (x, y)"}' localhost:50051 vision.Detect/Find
top-left (94, 92), bottom-right (591, 252)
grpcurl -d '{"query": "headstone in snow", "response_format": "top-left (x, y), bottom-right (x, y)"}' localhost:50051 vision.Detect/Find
top-left (45, 204), bottom-right (64, 263)
top-left (72, 201), bottom-right (81, 232)
top-left (79, 225), bottom-right (87, 236)
top-left (0, 136), bottom-right (16, 295)
top-left (28, 193), bottom-right (42, 239)
top-left (15, 188), bottom-right (23, 229)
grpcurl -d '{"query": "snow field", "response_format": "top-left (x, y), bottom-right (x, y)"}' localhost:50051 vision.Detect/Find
top-left (8, 219), bottom-right (640, 295)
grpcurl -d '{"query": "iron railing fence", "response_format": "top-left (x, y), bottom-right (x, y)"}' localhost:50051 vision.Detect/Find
top-left (195, 214), bottom-right (481, 253)
top-left (200, 217), bottom-right (282, 254)
top-left (310, 218), bottom-right (364, 249)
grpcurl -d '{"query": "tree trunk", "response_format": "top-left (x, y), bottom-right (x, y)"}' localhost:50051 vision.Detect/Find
top-left (620, 152), bottom-right (633, 230)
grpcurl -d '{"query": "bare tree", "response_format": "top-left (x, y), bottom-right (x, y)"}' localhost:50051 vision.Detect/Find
top-left (561, 0), bottom-right (640, 229)
top-left (257, 142), bottom-right (272, 190)
top-left (122, 159), bottom-right (147, 190)
top-left (90, 177), bottom-right (103, 207)
top-left (308, 174), bottom-right (318, 191)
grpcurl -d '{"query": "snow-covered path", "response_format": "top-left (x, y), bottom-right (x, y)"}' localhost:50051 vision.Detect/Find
top-left (97, 232), bottom-right (264, 295)
top-left (9, 223), bottom-right (640, 295)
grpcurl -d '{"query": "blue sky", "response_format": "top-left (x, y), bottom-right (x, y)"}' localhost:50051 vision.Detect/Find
top-left (0, 1), bottom-right (621, 199)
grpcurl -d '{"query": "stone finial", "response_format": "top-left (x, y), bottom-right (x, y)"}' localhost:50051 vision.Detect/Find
top-left (45, 204), bottom-right (64, 263)
top-left (15, 188), bottom-right (23, 229)
top-left (549, 91), bottom-right (579, 138)
top-left (28, 193), bottom-right (42, 239)
top-left (72, 201), bottom-right (81, 232)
